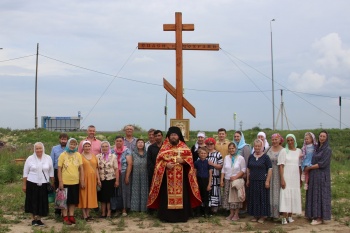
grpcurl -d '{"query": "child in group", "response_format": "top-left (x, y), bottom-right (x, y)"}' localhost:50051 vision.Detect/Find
top-left (300, 132), bottom-right (317, 190)
top-left (194, 147), bottom-right (213, 217)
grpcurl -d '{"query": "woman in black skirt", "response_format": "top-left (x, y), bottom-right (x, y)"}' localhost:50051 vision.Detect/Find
top-left (96, 141), bottom-right (119, 218)
top-left (23, 142), bottom-right (54, 226)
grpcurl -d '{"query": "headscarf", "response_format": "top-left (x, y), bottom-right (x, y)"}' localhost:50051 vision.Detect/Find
top-left (258, 132), bottom-right (270, 149)
top-left (234, 131), bottom-right (248, 150)
top-left (271, 133), bottom-right (284, 145)
top-left (194, 132), bottom-right (206, 152)
top-left (33, 142), bottom-right (47, 185)
top-left (65, 138), bottom-right (78, 153)
top-left (82, 140), bottom-right (91, 152)
top-left (114, 137), bottom-right (127, 171)
top-left (204, 137), bottom-right (216, 145)
top-left (301, 132), bottom-right (317, 156)
top-left (166, 126), bottom-right (185, 142)
top-left (101, 141), bottom-right (111, 161)
top-left (285, 134), bottom-right (297, 154)
top-left (134, 138), bottom-right (146, 155)
top-left (228, 142), bottom-right (238, 166)
top-left (316, 130), bottom-right (330, 152)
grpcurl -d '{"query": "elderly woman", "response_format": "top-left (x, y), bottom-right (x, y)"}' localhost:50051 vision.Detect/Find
top-left (58, 138), bottom-right (84, 225)
top-left (305, 130), bottom-right (332, 225)
top-left (113, 136), bottom-right (133, 216)
top-left (96, 141), bottom-right (119, 218)
top-left (278, 134), bottom-right (302, 225)
top-left (266, 133), bottom-right (284, 220)
top-left (206, 137), bottom-right (223, 214)
top-left (23, 142), bottom-right (54, 226)
top-left (130, 139), bottom-right (148, 212)
top-left (252, 132), bottom-right (270, 154)
top-left (78, 140), bottom-right (100, 220)
top-left (220, 142), bottom-right (246, 221)
top-left (247, 139), bottom-right (272, 223)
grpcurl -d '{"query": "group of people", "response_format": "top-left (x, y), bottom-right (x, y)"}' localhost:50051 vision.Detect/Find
top-left (188, 129), bottom-right (331, 226)
top-left (22, 125), bottom-right (332, 227)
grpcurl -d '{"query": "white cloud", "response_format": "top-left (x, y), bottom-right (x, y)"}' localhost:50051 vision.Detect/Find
top-left (312, 33), bottom-right (350, 70)
top-left (288, 70), bottom-right (347, 93)
top-left (288, 70), bottom-right (325, 91)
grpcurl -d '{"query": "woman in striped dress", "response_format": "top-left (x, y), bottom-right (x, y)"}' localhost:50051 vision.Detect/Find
top-left (205, 137), bottom-right (223, 214)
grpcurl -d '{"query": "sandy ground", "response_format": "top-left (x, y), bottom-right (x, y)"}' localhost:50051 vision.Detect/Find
top-left (4, 213), bottom-right (350, 233)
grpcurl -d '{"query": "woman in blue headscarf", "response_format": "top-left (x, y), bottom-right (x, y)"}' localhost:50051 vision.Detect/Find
top-left (233, 131), bottom-right (251, 213)
top-left (58, 138), bottom-right (84, 225)
top-left (220, 142), bottom-right (246, 221)
top-left (277, 134), bottom-right (302, 225)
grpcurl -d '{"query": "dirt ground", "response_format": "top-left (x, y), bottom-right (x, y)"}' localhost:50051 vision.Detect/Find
top-left (4, 213), bottom-right (350, 233)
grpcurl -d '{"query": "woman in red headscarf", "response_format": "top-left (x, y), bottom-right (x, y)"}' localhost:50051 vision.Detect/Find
top-left (205, 137), bottom-right (223, 215)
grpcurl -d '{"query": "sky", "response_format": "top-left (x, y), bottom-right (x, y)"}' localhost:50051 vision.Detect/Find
top-left (1, 0), bottom-right (350, 133)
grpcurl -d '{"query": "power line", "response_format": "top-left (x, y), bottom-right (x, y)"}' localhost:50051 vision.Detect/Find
top-left (0, 54), bottom-right (36, 62)
top-left (219, 48), bottom-right (350, 128)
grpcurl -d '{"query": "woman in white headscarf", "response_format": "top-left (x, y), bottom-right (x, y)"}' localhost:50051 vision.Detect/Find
top-left (23, 142), bottom-right (54, 227)
top-left (251, 132), bottom-right (270, 154)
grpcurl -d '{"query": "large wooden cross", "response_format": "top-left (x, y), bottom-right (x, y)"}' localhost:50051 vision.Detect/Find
top-left (138, 12), bottom-right (219, 119)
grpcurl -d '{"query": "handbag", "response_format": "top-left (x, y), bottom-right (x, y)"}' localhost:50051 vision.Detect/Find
top-left (110, 187), bottom-right (123, 211)
top-left (42, 171), bottom-right (55, 193)
top-left (55, 188), bottom-right (68, 209)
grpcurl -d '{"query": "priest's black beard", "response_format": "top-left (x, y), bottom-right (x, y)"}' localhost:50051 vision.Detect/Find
top-left (170, 138), bottom-right (179, 146)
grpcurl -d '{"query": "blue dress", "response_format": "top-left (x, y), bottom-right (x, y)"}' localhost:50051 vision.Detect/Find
top-left (130, 150), bottom-right (148, 212)
top-left (247, 153), bottom-right (272, 217)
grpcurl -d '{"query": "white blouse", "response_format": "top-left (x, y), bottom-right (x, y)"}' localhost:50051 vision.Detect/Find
top-left (222, 155), bottom-right (246, 180)
top-left (23, 154), bottom-right (54, 184)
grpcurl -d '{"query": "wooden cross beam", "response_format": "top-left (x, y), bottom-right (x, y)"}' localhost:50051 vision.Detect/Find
top-left (138, 12), bottom-right (219, 119)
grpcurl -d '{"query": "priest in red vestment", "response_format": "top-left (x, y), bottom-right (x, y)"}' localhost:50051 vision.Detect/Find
top-left (147, 126), bottom-right (201, 222)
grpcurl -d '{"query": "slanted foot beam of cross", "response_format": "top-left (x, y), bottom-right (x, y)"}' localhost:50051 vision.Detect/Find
top-left (138, 12), bottom-right (219, 119)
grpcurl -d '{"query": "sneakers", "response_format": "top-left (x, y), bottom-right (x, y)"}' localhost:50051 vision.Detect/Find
top-left (63, 216), bottom-right (72, 225)
top-left (36, 220), bottom-right (45, 226)
top-left (68, 216), bottom-right (76, 224)
top-left (288, 217), bottom-right (294, 223)
top-left (281, 218), bottom-right (288, 225)
top-left (32, 220), bottom-right (44, 227)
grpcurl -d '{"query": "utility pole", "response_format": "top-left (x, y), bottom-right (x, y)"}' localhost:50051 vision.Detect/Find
top-left (233, 113), bottom-right (237, 131)
top-left (35, 43), bottom-right (39, 129)
top-left (339, 96), bottom-right (342, 129)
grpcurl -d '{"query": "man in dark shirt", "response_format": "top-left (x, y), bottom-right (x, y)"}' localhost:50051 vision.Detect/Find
top-left (147, 130), bottom-right (163, 188)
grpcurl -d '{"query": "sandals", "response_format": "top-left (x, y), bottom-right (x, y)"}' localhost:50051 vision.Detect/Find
top-left (258, 218), bottom-right (265, 224)
top-left (311, 219), bottom-right (322, 225)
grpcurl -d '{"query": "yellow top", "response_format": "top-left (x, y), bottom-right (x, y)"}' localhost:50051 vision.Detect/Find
top-left (58, 151), bottom-right (82, 185)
